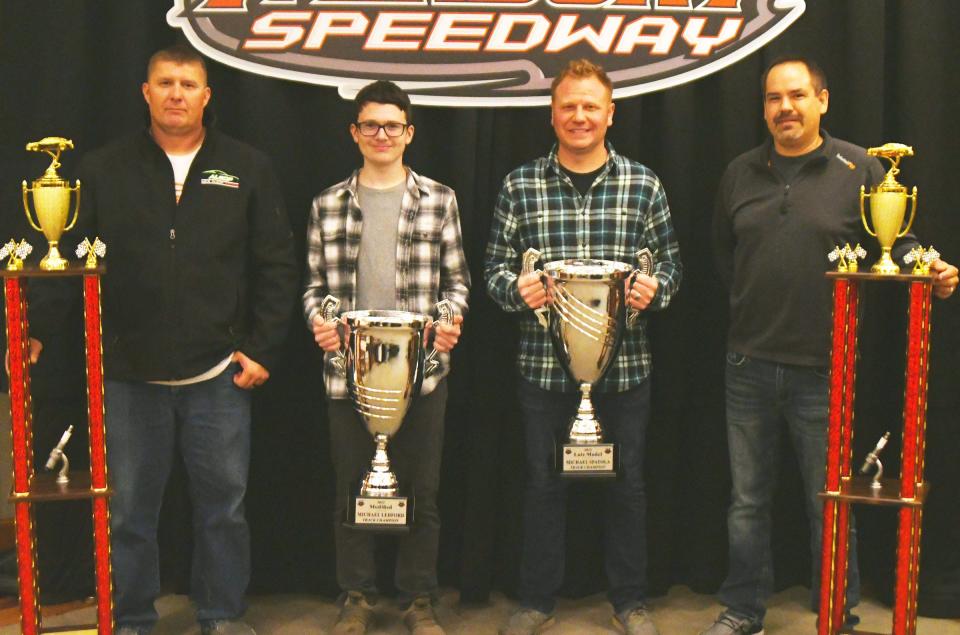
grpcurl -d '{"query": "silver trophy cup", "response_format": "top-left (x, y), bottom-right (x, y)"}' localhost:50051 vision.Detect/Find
top-left (523, 249), bottom-right (653, 475)
top-left (322, 296), bottom-right (451, 527)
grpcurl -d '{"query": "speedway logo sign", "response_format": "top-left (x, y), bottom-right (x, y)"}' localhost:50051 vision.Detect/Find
top-left (168, 0), bottom-right (804, 106)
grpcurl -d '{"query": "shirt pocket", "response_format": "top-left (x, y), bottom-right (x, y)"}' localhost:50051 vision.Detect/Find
top-left (411, 225), bottom-right (441, 266)
top-left (320, 210), bottom-right (348, 242)
top-left (321, 225), bottom-right (347, 243)
top-left (603, 207), bottom-right (642, 257)
top-left (533, 202), bottom-right (574, 255)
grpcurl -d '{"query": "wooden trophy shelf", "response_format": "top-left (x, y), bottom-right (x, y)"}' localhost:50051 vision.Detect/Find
top-left (820, 476), bottom-right (927, 508)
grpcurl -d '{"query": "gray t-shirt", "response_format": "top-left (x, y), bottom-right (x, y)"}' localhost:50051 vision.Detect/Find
top-left (356, 182), bottom-right (405, 310)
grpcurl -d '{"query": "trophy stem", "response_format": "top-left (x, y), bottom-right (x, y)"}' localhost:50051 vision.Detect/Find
top-left (360, 432), bottom-right (399, 497)
top-left (871, 247), bottom-right (901, 275)
top-left (39, 241), bottom-right (68, 271)
top-left (568, 383), bottom-right (604, 444)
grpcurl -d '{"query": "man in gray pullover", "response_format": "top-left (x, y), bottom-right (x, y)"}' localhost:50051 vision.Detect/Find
top-left (703, 56), bottom-right (958, 635)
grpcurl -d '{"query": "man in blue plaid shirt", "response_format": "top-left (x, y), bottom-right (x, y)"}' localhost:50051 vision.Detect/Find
top-left (485, 60), bottom-right (682, 635)
top-left (302, 80), bottom-right (470, 635)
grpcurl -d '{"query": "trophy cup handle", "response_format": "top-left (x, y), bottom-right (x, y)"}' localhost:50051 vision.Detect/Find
top-left (897, 186), bottom-right (918, 238)
top-left (859, 186), bottom-right (877, 237)
top-left (627, 248), bottom-right (654, 327)
top-left (63, 180), bottom-right (81, 232)
top-left (424, 299), bottom-right (454, 378)
top-left (320, 294), bottom-right (347, 373)
top-left (21, 181), bottom-right (44, 232)
top-left (521, 247), bottom-right (549, 329)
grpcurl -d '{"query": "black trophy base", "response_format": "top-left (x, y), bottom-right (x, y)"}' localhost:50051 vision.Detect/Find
top-left (343, 484), bottom-right (414, 533)
top-left (556, 441), bottom-right (618, 478)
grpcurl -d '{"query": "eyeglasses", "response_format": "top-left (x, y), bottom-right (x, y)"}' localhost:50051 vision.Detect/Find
top-left (355, 121), bottom-right (409, 137)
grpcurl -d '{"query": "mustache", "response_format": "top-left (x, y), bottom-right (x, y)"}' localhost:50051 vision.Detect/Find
top-left (775, 115), bottom-right (801, 124)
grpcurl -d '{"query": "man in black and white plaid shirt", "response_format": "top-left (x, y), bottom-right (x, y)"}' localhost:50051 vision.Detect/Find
top-left (486, 60), bottom-right (681, 635)
top-left (302, 80), bottom-right (469, 635)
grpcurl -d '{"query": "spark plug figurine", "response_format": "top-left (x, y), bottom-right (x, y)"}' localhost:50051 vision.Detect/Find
top-left (45, 425), bottom-right (75, 485)
top-left (860, 432), bottom-right (891, 490)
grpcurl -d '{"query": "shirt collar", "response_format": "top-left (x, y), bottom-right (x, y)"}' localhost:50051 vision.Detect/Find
top-left (547, 141), bottom-right (620, 178)
top-left (336, 167), bottom-right (428, 200)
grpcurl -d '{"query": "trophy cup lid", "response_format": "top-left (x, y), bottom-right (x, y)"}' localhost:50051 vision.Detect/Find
top-left (543, 258), bottom-right (633, 280)
top-left (342, 309), bottom-right (431, 329)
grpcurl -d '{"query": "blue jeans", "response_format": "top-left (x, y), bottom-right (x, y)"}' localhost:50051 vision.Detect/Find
top-left (105, 365), bottom-right (251, 630)
top-left (516, 377), bottom-right (650, 615)
top-left (719, 353), bottom-right (859, 623)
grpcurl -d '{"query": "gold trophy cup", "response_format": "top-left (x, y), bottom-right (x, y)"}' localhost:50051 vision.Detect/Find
top-left (860, 143), bottom-right (917, 275)
top-left (22, 137), bottom-right (81, 270)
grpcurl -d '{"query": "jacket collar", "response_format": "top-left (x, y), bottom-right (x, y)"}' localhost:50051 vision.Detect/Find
top-left (750, 129), bottom-right (835, 169)
top-left (139, 126), bottom-right (215, 160)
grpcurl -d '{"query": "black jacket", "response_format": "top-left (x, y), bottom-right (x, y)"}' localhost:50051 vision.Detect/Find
top-left (32, 128), bottom-right (298, 381)
top-left (713, 131), bottom-right (917, 366)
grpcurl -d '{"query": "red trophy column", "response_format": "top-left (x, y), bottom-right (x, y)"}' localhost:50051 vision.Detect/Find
top-left (4, 277), bottom-right (40, 634)
top-left (84, 273), bottom-right (114, 634)
top-left (893, 280), bottom-right (932, 635)
top-left (818, 277), bottom-right (860, 635)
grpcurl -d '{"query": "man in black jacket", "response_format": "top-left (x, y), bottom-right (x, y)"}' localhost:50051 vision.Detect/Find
top-left (702, 57), bottom-right (958, 635)
top-left (30, 43), bottom-right (297, 635)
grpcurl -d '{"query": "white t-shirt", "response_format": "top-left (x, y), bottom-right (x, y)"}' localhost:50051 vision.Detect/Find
top-left (167, 147), bottom-right (200, 203)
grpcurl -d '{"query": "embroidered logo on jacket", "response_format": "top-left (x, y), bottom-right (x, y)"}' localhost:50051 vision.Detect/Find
top-left (200, 169), bottom-right (240, 188)
top-left (835, 153), bottom-right (857, 170)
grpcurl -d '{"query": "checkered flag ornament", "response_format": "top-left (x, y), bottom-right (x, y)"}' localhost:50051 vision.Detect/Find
top-left (15, 241), bottom-right (33, 260)
top-left (76, 237), bottom-right (107, 259)
top-left (1, 240), bottom-right (32, 260)
top-left (847, 244), bottom-right (867, 262)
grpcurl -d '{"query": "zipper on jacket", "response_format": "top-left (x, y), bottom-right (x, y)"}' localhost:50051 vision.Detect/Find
top-left (767, 161), bottom-right (791, 216)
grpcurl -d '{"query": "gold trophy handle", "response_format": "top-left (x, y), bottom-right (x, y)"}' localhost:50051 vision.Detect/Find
top-left (63, 180), bottom-right (81, 232)
top-left (21, 181), bottom-right (44, 233)
top-left (897, 186), bottom-right (918, 238)
top-left (859, 186), bottom-right (877, 237)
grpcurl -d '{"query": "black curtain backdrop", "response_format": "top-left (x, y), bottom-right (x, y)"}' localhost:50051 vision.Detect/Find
top-left (1, 0), bottom-right (958, 617)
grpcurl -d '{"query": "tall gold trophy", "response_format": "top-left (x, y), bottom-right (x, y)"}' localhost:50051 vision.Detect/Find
top-left (22, 137), bottom-right (81, 270)
top-left (860, 143), bottom-right (917, 275)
